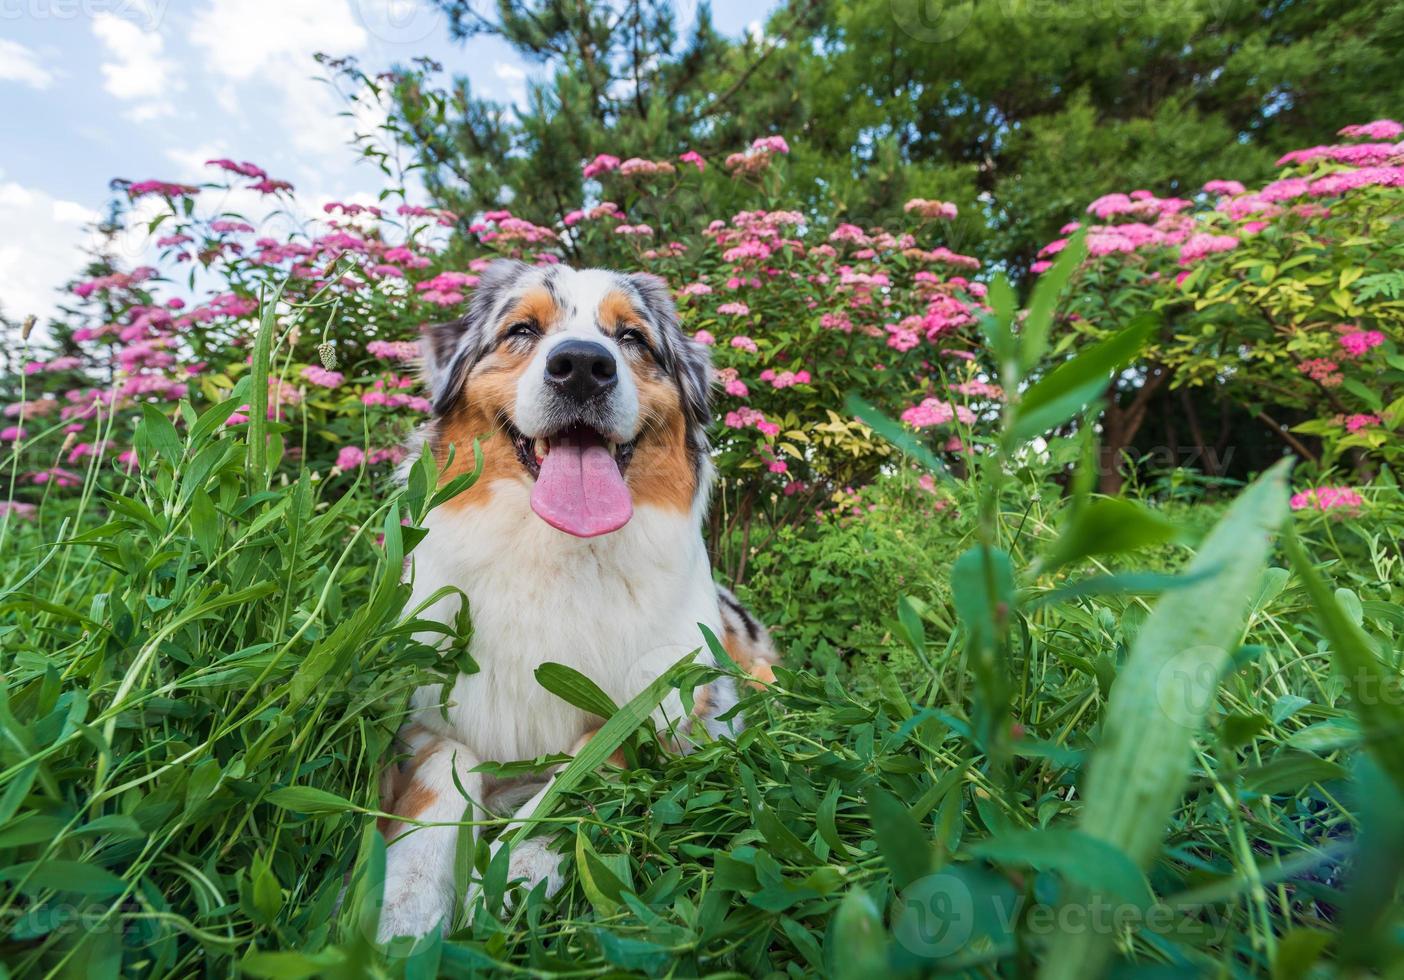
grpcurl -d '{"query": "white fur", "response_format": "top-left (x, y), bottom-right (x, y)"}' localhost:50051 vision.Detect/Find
top-left (378, 475), bottom-right (728, 940)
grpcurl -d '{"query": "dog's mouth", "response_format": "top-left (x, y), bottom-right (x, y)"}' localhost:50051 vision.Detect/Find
top-left (508, 421), bottom-right (637, 538)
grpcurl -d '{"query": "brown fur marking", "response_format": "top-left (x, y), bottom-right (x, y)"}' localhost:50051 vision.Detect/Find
top-left (597, 290), bottom-right (653, 342)
top-left (624, 370), bottom-right (693, 513)
top-left (571, 729), bottom-right (627, 768)
top-left (504, 287), bottom-right (563, 336)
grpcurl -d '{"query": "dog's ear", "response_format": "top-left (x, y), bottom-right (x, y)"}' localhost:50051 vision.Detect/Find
top-left (422, 259), bottom-right (530, 414)
top-left (627, 272), bottom-right (712, 449)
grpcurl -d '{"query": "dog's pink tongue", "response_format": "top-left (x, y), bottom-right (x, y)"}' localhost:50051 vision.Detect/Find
top-left (530, 429), bottom-right (633, 537)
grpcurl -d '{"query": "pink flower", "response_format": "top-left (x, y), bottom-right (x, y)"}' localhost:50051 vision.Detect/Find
top-left (1290, 486), bottom-right (1364, 512)
top-left (582, 154), bottom-right (622, 179)
top-left (1202, 179), bottom-right (1246, 196)
top-left (730, 335), bottom-right (758, 353)
top-left (1338, 119), bottom-right (1403, 141)
top-left (900, 397), bottom-right (976, 428)
top-left (1299, 358), bottom-right (1343, 386)
top-left (693, 330), bottom-right (715, 346)
top-left (367, 340), bottom-right (420, 361)
top-left (1, 426), bottom-right (25, 441)
top-left (1345, 413), bottom-right (1381, 432)
top-left (724, 379), bottom-right (749, 397)
top-left (1178, 233), bottom-right (1239, 264)
top-left (751, 135), bottom-right (790, 155)
top-left (0, 500), bottom-right (36, 520)
top-left (718, 302), bottom-right (751, 317)
top-left (336, 446), bottom-right (366, 470)
top-left (678, 150), bottom-right (706, 172)
top-left (1339, 328), bottom-right (1385, 358)
top-left (300, 365), bottom-right (344, 388)
top-left (614, 224), bottom-right (654, 237)
top-left (903, 198), bottom-right (958, 220)
top-left (767, 460), bottom-right (789, 474)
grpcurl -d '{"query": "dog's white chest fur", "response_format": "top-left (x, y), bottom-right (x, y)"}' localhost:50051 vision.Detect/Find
top-left (406, 478), bottom-right (722, 763)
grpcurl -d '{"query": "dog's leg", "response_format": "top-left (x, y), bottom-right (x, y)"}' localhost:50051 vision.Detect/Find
top-left (716, 585), bottom-right (779, 687)
top-left (468, 728), bottom-right (625, 911)
top-left (377, 724), bottom-right (484, 942)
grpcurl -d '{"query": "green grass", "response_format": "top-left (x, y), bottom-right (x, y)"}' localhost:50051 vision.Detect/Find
top-left (3, 422), bottom-right (1403, 977)
top-left (3, 275), bottom-right (1403, 977)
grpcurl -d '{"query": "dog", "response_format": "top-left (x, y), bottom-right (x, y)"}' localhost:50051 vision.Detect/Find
top-left (375, 260), bottom-right (777, 941)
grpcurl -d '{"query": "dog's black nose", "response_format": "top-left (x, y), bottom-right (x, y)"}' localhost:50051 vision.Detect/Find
top-left (546, 339), bottom-right (617, 401)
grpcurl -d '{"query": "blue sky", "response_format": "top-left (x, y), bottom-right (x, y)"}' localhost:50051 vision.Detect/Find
top-left (0, 0), bottom-right (774, 323)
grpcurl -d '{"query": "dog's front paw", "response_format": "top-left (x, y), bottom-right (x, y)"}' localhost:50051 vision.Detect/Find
top-left (505, 836), bottom-right (566, 898)
top-left (465, 835), bottom-right (566, 915)
top-left (377, 869), bottom-right (453, 943)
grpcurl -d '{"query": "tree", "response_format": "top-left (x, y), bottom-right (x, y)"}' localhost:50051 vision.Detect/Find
top-left (371, 0), bottom-right (1404, 274)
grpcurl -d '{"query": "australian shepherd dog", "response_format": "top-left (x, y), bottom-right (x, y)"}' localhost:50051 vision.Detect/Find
top-left (375, 260), bottom-right (777, 940)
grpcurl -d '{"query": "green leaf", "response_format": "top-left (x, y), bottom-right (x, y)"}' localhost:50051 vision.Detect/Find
top-left (1042, 497), bottom-right (1181, 573)
top-left (866, 787), bottom-right (931, 889)
top-left (504, 652), bottom-right (697, 846)
top-left (1017, 313), bottom-right (1157, 422)
top-left (265, 786), bottom-right (359, 815)
top-left (970, 828), bottom-right (1152, 905)
top-left (1240, 754), bottom-right (1349, 795)
top-left (830, 887), bottom-right (887, 980)
top-left (1285, 529), bottom-right (1404, 796)
top-left (0, 860), bottom-right (127, 897)
top-left (1021, 229), bottom-right (1088, 369)
top-left (1039, 459), bottom-right (1290, 980)
top-left (846, 393), bottom-right (948, 477)
top-left (240, 950), bottom-right (347, 979)
top-left (138, 404), bottom-right (184, 462)
top-left (535, 662), bottom-right (620, 720)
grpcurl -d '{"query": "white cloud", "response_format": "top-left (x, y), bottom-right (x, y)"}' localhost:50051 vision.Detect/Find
top-left (0, 39), bottom-right (55, 90)
top-left (0, 183), bottom-right (100, 322)
top-left (92, 12), bottom-right (177, 120)
top-left (189, 0), bottom-right (367, 80)
top-left (188, 0), bottom-right (379, 177)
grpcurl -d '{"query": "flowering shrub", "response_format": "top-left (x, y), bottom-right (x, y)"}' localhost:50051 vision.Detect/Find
top-left (1037, 119), bottom-right (1404, 495)
top-left (4, 141), bottom-right (990, 562)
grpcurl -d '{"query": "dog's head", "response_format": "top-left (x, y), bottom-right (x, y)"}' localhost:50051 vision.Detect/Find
top-left (422, 260), bottom-right (713, 536)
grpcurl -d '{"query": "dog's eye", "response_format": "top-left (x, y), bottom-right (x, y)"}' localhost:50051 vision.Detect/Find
top-left (616, 328), bottom-right (647, 348)
top-left (505, 321), bottom-right (539, 339)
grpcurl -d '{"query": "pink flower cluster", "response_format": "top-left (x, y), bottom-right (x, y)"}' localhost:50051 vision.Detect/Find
top-left (619, 158), bottom-right (675, 178)
top-left (760, 368), bottom-right (811, 389)
top-left (725, 135), bottom-right (791, 174)
top-left (367, 340), bottom-right (421, 361)
top-left (724, 406), bottom-right (780, 437)
top-left (1299, 358), bottom-right (1343, 386)
top-left (901, 398), bottom-right (976, 428)
top-left (361, 374), bottom-right (431, 413)
top-left (1290, 486), bottom-right (1365, 512)
top-left (1338, 328), bottom-right (1386, 358)
top-left (903, 198), bottom-right (958, 220)
top-left (582, 154), bottom-right (622, 179)
top-left (301, 365), bottom-right (344, 389)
